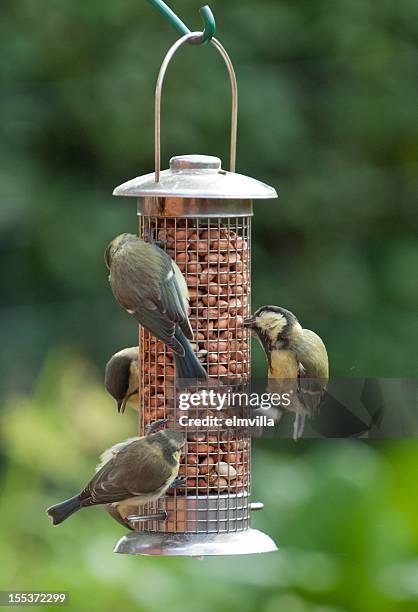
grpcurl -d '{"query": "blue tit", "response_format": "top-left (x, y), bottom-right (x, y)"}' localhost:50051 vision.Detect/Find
top-left (105, 233), bottom-right (207, 381)
top-left (105, 346), bottom-right (139, 413)
top-left (244, 305), bottom-right (329, 439)
top-left (46, 422), bottom-right (185, 525)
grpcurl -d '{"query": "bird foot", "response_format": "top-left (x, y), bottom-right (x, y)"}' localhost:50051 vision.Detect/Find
top-left (170, 476), bottom-right (187, 489)
top-left (146, 418), bottom-right (168, 435)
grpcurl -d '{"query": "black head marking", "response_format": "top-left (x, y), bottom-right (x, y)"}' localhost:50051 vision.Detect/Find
top-left (105, 347), bottom-right (138, 410)
top-left (249, 305), bottom-right (299, 354)
top-left (105, 354), bottom-right (131, 401)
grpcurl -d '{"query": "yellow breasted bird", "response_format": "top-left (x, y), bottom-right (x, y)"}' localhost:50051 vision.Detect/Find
top-left (105, 346), bottom-right (139, 413)
top-left (244, 305), bottom-right (329, 439)
top-left (46, 421), bottom-right (185, 525)
top-left (105, 233), bottom-right (207, 381)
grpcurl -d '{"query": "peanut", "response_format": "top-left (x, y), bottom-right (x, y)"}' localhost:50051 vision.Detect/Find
top-left (187, 443), bottom-right (215, 454)
top-left (188, 433), bottom-right (206, 442)
top-left (217, 272), bottom-right (230, 285)
top-left (199, 456), bottom-right (216, 475)
top-left (208, 364), bottom-right (228, 376)
top-left (199, 270), bottom-right (217, 284)
top-left (201, 307), bottom-right (219, 319)
top-left (204, 253), bottom-right (225, 264)
top-left (229, 362), bottom-right (243, 374)
top-left (178, 465), bottom-right (199, 477)
top-left (187, 262), bottom-right (202, 274)
top-left (186, 455), bottom-right (199, 465)
top-left (210, 239), bottom-right (235, 251)
top-left (207, 475), bottom-right (228, 491)
top-left (208, 283), bottom-right (222, 295)
top-left (201, 295), bottom-right (216, 306)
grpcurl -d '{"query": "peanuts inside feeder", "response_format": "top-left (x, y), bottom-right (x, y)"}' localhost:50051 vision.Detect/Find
top-left (112, 33), bottom-right (278, 556)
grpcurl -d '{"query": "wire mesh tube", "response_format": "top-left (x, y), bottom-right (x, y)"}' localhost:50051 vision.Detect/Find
top-left (137, 214), bottom-right (252, 534)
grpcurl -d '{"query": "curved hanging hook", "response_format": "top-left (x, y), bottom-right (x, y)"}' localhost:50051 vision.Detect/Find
top-left (146, 1), bottom-right (216, 45)
top-left (191, 6), bottom-right (216, 45)
top-left (154, 32), bottom-right (238, 182)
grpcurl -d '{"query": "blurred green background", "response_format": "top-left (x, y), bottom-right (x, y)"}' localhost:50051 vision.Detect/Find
top-left (0, 0), bottom-right (417, 610)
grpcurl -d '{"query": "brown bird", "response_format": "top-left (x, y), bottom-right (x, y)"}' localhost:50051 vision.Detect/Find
top-left (245, 305), bottom-right (329, 439)
top-left (46, 421), bottom-right (185, 525)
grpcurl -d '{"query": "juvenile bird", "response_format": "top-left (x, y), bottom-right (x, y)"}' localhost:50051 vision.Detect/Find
top-left (244, 305), bottom-right (329, 439)
top-left (105, 233), bottom-right (207, 381)
top-left (102, 433), bottom-right (186, 530)
top-left (46, 422), bottom-right (185, 525)
top-left (105, 346), bottom-right (139, 413)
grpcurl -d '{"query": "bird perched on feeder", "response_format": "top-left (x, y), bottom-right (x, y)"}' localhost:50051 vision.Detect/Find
top-left (244, 305), bottom-right (329, 439)
top-left (105, 233), bottom-right (207, 381)
top-left (100, 434), bottom-right (186, 530)
top-left (46, 420), bottom-right (185, 525)
top-left (105, 346), bottom-right (139, 413)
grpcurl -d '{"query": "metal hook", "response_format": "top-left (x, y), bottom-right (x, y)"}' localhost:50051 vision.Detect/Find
top-left (154, 32), bottom-right (238, 182)
top-left (146, 1), bottom-right (216, 45)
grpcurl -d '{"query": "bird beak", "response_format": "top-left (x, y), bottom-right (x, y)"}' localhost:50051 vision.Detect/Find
top-left (243, 316), bottom-right (256, 328)
top-left (104, 242), bottom-right (112, 269)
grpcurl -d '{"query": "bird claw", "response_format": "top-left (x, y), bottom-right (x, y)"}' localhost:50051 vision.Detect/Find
top-left (146, 418), bottom-right (168, 435)
top-left (154, 239), bottom-right (168, 248)
top-left (170, 476), bottom-right (187, 489)
top-left (145, 227), bottom-right (167, 248)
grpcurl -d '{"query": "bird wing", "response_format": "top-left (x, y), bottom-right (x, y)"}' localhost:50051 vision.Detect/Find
top-left (296, 328), bottom-right (329, 417)
top-left (110, 241), bottom-right (192, 349)
top-left (297, 367), bottom-right (326, 417)
top-left (96, 436), bottom-right (140, 472)
top-left (160, 267), bottom-right (193, 339)
top-left (81, 441), bottom-right (174, 506)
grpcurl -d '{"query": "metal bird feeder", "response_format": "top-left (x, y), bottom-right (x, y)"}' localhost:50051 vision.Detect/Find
top-left (112, 32), bottom-right (278, 556)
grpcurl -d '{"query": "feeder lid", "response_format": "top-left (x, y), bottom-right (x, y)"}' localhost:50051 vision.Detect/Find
top-left (113, 155), bottom-right (278, 200)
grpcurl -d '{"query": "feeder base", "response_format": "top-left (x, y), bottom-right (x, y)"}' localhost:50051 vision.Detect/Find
top-left (113, 528), bottom-right (278, 557)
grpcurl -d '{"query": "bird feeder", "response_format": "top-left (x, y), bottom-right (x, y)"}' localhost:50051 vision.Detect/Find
top-left (112, 33), bottom-right (278, 556)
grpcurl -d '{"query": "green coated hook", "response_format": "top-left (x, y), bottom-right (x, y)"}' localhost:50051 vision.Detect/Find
top-left (146, 0), bottom-right (216, 44)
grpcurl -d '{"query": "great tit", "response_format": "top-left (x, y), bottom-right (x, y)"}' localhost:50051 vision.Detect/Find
top-left (46, 422), bottom-right (185, 525)
top-left (105, 233), bottom-right (207, 381)
top-left (105, 346), bottom-right (139, 413)
top-left (245, 305), bottom-right (329, 439)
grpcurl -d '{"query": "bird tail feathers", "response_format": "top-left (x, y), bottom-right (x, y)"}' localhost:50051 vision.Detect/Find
top-left (173, 328), bottom-right (207, 381)
top-left (47, 495), bottom-right (81, 525)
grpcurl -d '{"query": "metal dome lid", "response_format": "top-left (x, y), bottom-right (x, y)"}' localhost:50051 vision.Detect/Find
top-left (113, 155), bottom-right (278, 200)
